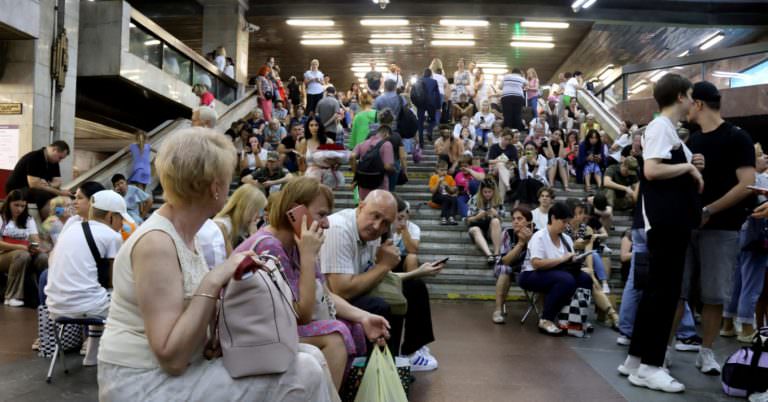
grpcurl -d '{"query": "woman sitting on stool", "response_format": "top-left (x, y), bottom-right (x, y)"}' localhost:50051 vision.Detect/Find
top-left (518, 202), bottom-right (592, 335)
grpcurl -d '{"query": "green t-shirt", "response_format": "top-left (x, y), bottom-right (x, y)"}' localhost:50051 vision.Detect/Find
top-left (605, 164), bottom-right (638, 187)
top-left (349, 109), bottom-right (377, 150)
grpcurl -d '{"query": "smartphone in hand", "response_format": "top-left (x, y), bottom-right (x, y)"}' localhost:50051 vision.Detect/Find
top-left (286, 205), bottom-right (313, 238)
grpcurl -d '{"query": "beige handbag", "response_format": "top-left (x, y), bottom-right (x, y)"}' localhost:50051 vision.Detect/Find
top-left (218, 237), bottom-right (299, 378)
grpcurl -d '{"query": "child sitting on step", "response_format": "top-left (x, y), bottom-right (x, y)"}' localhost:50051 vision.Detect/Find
top-left (429, 161), bottom-right (459, 225)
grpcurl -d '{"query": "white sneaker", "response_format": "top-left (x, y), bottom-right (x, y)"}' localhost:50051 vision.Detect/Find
top-left (601, 282), bottom-right (611, 294)
top-left (617, 363), bottom-right (637, 377)
top-left (696, 348), bottom-right (721, 375)
top-left (749, 391), bottom-right (768, 402)
top-left (616, 335), bottom-right (631, 346)
top-left (628, 366), bottom-right (685, 393)
top-left (407, 348), bottom-right (438, 372)
top-left (3, 298), bottom-right (24, 307)
top-left (492, 310), bottom-right (506, 324)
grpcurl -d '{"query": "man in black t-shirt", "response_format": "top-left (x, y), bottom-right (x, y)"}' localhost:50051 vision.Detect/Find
top-left (242, 151), bottom-right (294, 195)
top-left (278, 122), bottom-right (302, 173)
top-left (681, 81), bottom-right (755, 375)
top-left (5, 141), bottom-right (71, 217)
top-left (364, 61), bottom-right (382, 97)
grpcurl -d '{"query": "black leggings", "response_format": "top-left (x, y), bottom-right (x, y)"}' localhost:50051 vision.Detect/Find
top-left (628, 227), bottom-right (691, 366)
top-left (306, 93), bottom-right (323, 115)
top-left (432, 193), bottom-right (458, 219)
top-left (501, 95), bottom-right (525, 131)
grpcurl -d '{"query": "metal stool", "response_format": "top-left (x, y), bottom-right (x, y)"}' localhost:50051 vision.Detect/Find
top-left (46, 316), bottom-right (105, 383)
top-left (520, 289), bottom-right (542, 325)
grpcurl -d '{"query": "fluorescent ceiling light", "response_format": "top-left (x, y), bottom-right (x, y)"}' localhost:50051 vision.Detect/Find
top-left (477, 62), bottom-right (508, 68)
top-left (510, 41), bottom-right (555, 48)
top-left (483, 68), bottom-right (509, 74)
top-left (520, 21), bottom-right (570, 29)
top-left (439, 19), bottom-right (489, 27)
top-left (129, 22), bottom-right (136, 28)
top-left (361, 19), bottom-right (409, 26)
top-left (699, 32), bottom-right (724, 50)
top-left (351, 66), bottom-right (376, 72)
top-left (370, 33), bottom-right (412, 39)
top-left (301, 33), bottom-right (343, 39)
top-left (571, 0), bottom-right (588, 8)
top-left (648, 70), bottom-right (668, 83)
top-left (354, 72), bottom-right (367, 78)
top-left (433, 33), bottom-right (475, 40)
top-left (678, 50), bottom-right (690, 57)
top-left (630, 79), bottom-right (647, 90)
top-left (511, 35), bottom-right (554, 42)
top-left (144, 39), bottom-right (161, 46)
top-left (369, 39), bottom-right (412, 45)
top-left (582, 0), bottom-right (597, 9)
top-left (712, 70), bottom-right (749, 79)
top-left (431, 40), bottom-right (476, 46)
top-left (300, 39), bottom-right (344, 46)
top-left (597, 64), bottom-right (614, 81)
top-left (287, 19), bottom-right (334, 26)
top-left (351, 62), bottom-right (388, 67)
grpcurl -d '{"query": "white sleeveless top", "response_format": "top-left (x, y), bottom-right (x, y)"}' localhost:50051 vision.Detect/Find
top-left (99, 213), bottom-right (208, 369)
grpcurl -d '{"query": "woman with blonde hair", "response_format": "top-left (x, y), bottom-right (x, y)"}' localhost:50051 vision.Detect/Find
top-left (214, 184), bottom-right (268, 253)
top-left (98, 127), bottom-right (333, 401)
top-left (526, 68), bottom-right (540, 116)
top-left (236, 177), bottom-right (390, 390)
top-left (349, 91), bottom-right (376, 149)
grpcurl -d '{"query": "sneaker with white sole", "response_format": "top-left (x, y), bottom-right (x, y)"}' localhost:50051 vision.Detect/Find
top-left (601, 282), bottom-right (611, 294)
top-left (407, 349), bottom-right (438, 372)
top-left (675, 335), bottom-right (702, 352)
top-left (628, 367), bottom-right (685, 393)
top-left (3, 298), bottom-right (24, 307)
top-left (737, 331), bottom-right (757, 344)
top-left (616, 334), bottom-right (631, 346)
top-left (492, 310), bottom-right (505, 324)
top-left (696, 348), bottom-right (721, 375)
top-left (617, 363), bottom-right (637, 377)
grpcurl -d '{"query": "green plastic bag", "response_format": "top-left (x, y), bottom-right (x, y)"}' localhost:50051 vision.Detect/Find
top-left (367, 272), bottom-right (408, 315)
top-left (353, 185), bottom-right (360, 206)
top-left (354, 346), bottom-right (408, 402)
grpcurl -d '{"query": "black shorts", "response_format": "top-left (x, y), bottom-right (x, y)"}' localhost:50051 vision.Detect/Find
top-left (468, 217), bottom-right (492, 237)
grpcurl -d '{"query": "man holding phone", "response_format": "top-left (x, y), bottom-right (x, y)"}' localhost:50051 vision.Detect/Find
top-left (320, 190), bottom-right (445, 371)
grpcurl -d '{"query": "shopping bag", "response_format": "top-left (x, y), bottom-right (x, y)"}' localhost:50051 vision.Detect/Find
top-left (557, 287), bottom-right (592, 338)
top-left (37, 305), bottom-right (83, 358)
top-left (341, 355), bottom-right (411, 402)
top-left (367, 273), bottom-right (408, 315)
top-left (354, 346), bottom-right (409, 402)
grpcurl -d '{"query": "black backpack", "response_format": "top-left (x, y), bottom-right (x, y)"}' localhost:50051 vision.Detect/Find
top-left (410, 79), bottom-right (426, 108)
top-left (354, 140), bottom-right (387, 189)
top-left (397, 96), bottom-right (418, 138)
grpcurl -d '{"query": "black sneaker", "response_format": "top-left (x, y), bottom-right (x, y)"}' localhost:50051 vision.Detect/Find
top-left (675, 335), bottom-right (702, 352)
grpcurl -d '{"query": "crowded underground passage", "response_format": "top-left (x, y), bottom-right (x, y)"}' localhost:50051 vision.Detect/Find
top-left (1, 0), bottom-right (768, 400)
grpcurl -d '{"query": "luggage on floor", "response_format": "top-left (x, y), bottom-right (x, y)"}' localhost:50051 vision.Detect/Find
top-left (722, 326), bottom-right (768, 397)
top-left (37, 305), bottom-right (83, 358)
top-left (557, 287), bottom-right (592, 338)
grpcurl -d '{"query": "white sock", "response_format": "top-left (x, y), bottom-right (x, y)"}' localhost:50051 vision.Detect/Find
top-left (637, 363), bottom-right (664, 377)
top-left (623, 355), bottom-right (641, 369)
top-left (83, 325), bottom-right (103, 365)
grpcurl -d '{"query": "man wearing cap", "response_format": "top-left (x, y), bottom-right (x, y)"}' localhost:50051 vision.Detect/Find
top-left (242, 151), bottom-right (294, 195)
top-left (678, 80), bottom-right (755, 375)
top-left (44, 190), bottom-right (126, 367)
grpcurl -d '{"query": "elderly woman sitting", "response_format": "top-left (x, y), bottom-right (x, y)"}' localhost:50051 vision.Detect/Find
top-left (98, 128), bottom-right (334, 401)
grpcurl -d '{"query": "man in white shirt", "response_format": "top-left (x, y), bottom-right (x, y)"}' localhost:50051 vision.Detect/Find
top-left (382, 64), bottom-right (404, 92)
top-left (563, 71), bottom-right (582, 108)
top-left (320, 190), bottom-right (444, 371)
top-left (45, 190), bottom-right (127, 366)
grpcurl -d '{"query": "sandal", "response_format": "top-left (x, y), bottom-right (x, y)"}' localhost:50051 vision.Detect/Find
top-left (538, 319), bottom-right (563, 336)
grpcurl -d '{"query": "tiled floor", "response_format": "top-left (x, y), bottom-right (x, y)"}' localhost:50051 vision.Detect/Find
top-left (0, 302), bottom-right (744, 402)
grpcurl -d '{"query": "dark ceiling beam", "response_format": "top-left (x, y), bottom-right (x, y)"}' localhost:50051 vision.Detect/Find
top-left (245, 2), bottom-right (768, 26)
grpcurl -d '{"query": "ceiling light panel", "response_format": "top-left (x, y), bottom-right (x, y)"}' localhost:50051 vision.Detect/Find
top-left (287, 19), bottom-right (334, 26)
top-left (300, 39), bottom-right (344, 46)
top-left (510, 41), bottom-right (555, 48)
top-left (360, 19), bottom-right (409, 26)
top-left (433, 33), bottom-right (475, 40)
top-left (431, 40), bottom-right (476, 46)
top-left (301, 33), bottom-right (343, 39)
top-left (520, 21), bottom-right (570, 29)
top-left (439, 19), bottom-right (489, 27)
top-left (511, 35), bottom-right (554, 42)
top-left (370, 33), bottom-right (412, 39)
top-left (582, 0), bottom-right (597, 9)
top-left (699, 32), bottom-right (724, 50)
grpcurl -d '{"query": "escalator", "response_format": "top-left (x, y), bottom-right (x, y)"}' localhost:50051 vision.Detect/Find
top-left (575, 88), bottom-right (624, 139)
top-left (64, 89), bottom-right (259, 193)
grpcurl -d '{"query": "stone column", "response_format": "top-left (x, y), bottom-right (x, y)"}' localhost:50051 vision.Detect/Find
top-left (201, 0), bottom-right (249, 85)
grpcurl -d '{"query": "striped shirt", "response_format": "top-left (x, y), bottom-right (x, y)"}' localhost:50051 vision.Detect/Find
top-left (319, 208), bottom-right (381, 275)
top-left (501, 73), bottom-right (526, 98)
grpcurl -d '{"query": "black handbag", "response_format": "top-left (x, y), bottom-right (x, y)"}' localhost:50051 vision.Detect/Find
top-left (557, 234), bottom-right (584, 274)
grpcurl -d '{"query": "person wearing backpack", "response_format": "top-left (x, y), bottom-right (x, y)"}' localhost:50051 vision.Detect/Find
top-left (414, 69), bottom-right (441, 147)
top-left (352, 121), bottom-right (395, 201)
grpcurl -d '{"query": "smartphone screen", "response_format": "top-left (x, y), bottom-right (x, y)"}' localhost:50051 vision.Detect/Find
top-left (435, 257), bottom-right (449, 265)
top-left (286, 205), bottom-right (313, 238)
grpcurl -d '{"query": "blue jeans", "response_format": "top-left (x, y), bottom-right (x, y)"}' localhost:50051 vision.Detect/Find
top-left (618, 229), bottom-right (698, 339)
top-left (528, 96), bottom-right (538, 117)
top-left (724, 222), bottom-right (768, 326)
top-left (591, 251), bottom-right (607, 282)
top-left (417, 106), bottom-right (437, 146)
top-left (475, 128), bottom-right (490, 147)
top-left (457, 179), bottom-right (481, 217)
top-left (388, 160), bottom-right (401, 192)
top-left (518, 269), bottom-right (593, 321)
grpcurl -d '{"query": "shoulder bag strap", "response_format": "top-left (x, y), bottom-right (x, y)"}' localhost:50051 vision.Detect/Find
top-left (82, 222), bottom-right (109, 288)
top-left (559, 234), bottom-right (573, 253)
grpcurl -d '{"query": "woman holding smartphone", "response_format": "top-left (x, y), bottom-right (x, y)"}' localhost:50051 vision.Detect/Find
top-left (0, 189), bottom-right (48, 307)
top-left (235, 177), bottom-right (390, 391)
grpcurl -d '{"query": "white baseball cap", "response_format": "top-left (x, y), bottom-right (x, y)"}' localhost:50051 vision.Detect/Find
top-left (91, 190), bottom-right (135, 224)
